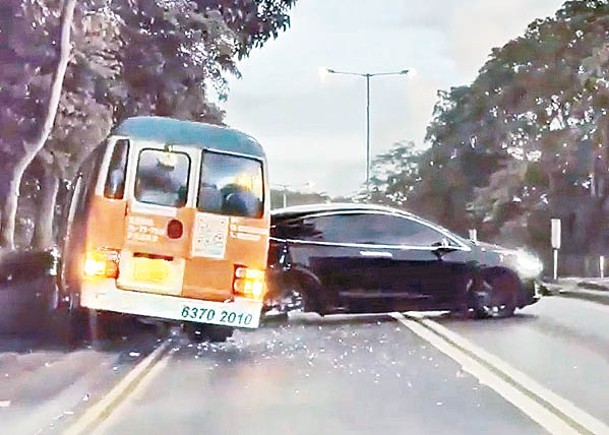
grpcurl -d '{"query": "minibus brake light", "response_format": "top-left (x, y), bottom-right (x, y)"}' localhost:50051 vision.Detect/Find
top-left (84, 250), bottom-right (119, 278)
top-left (233, 266), bottom-right (265, 299)
top-left (167, 219), bottom-right (183, 239)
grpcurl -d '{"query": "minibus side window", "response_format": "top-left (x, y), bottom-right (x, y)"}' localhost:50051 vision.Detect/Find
top-left (134, 149), bottom-right (190, 207)
top-left (62, 148), bottom-right (103, 245)
top-left (198, 152), bottom-right (263, 218)
top-left (104, 139), bottom-right (129, 199)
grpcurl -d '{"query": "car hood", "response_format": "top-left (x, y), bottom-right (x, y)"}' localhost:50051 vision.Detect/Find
top-left (469, 241), bottom-right (542, 279)
top-left (475, 241), bottom-right (517, 255)
top-left (465, 240), bottom-right (514, 266)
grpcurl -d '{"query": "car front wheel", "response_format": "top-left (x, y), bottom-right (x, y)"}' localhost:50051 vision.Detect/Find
top-left (471, 268), bottom-right (518, 319)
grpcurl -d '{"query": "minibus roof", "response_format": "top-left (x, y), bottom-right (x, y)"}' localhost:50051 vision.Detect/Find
top-left (113, 116), bottom-right (265, 159)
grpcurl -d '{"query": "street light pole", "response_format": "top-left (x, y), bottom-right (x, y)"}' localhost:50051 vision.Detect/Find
top-left (324, 68), bottom-right (410, 199)
top-left (283, 186), bottom-right (287, 208)
top-left (365, 73), bottom-right (371, 189)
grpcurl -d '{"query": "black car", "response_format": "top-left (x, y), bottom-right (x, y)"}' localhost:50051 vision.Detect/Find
top-left (264, 203), bottom-right (543, 318)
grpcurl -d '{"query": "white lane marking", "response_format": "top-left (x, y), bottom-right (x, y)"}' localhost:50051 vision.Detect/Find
top-left (64, 339), bottom-right (172, 435)
top-left (391, 312), bottom-right (606, 435)
top-left (407, 312), bottom-right (609, 434)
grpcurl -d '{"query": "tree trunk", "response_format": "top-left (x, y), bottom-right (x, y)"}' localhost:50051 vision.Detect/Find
top-left (0, 160), bottom-right (28, 250)
top-left (32, 170), bottom-right (60, 250)
top-left (0, 0), bottom-right (76, 250)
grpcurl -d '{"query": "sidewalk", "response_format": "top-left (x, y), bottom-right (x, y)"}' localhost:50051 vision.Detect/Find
top-left (544, 277), bottom-right (609, 305)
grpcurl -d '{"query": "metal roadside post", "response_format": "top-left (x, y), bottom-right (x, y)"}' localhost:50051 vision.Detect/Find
top-left (468, 229), bottom-right (478, 243)
top-left (551, 218), bottom-right (561, 281)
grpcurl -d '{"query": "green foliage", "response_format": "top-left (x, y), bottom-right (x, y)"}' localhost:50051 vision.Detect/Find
top-left (367, 141), bottom-right (422, 208)
top-left (0, 0), bottom-right (298, 247)
top-left (193, 0), bottom-right (297, 59)
top-left (417, 0), bottom-right (609, 248)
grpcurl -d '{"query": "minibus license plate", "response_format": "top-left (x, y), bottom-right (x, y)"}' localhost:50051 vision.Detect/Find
top-left (133, 258), bottom-right (169, 283)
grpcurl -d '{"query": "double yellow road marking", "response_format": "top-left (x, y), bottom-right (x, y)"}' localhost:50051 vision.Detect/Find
top-left (66, 312), bottom-right (609, 435)
top-left (64, 340), bottom-right (173, 435)
top-left (392, 312), bottom-right (609, 435)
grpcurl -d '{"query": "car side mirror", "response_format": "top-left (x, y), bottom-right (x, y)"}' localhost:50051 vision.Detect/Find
top-left (432, 238), bottom-right (457, 258)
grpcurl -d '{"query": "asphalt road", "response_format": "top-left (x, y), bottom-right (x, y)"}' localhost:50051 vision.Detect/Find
top-left (437, 297), bottom-right (609, 428)
top-left (0, 297), bottom-right (162, 435)
top-left (3, 288), bottom-right (609, 434)
top-left (98, 315), bottom-right (546, 435)
top-left (98, 308), bottom-right (570, 435)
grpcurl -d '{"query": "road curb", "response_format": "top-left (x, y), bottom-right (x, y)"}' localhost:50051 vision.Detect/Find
top-left (576, 281), bottom-right (609, 291)
top-left (63, 339), bottom-right (172, 435)
top-left (543, 278), bottom-right (609, 305)
top-left (558, 288), bottom-right (609, 306)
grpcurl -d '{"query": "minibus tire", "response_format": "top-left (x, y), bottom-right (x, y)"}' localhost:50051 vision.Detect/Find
top-left (154, 321), bottom-right (170, 339)
top-left (206, 325), bottom-right (234, 343)
top-left (185, 323), bottom-right (234, 343)
top-left (87, 309), bottom-right (103, 344)
top-left (48, 307), bottom-right (87, 348)
top-left (86, 310), bottom-right (123, 346)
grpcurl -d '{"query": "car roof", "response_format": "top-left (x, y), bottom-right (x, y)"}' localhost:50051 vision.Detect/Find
top-left (113, 116), bottom-right (265, 159)
top-left (271, 202), bottom-right (471, 244)
top-left (271, 202), bottom-right (417, 221)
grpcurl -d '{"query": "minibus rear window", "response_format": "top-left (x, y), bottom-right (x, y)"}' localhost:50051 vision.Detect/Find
top-left (198, 152), bottom-right (263, 218)
top-left (104, 139), bottom-right (129, 199)
top-left (134, 149), bottom-right (190, 207)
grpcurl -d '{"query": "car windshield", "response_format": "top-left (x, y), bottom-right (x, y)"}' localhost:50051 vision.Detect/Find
top-left (5, 1), bottom-right (609, 435)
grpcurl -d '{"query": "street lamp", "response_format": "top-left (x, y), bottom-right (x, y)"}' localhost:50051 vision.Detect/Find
top-left (272, 181), bottom-right (315, 208)
top-left (322, 68), bottom-right (411, 198)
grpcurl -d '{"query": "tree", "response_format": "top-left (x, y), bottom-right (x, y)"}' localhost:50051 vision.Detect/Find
top-left (419, 0), bottom-right (609, 255)
top-left (367, 141), bottom-right (422, 208)
top-left (404, 85), bottom-right (501, 233)
top-left (0, 0), bottom-right (77, 250)
top-left (0, 0), bottom-right (299, 250)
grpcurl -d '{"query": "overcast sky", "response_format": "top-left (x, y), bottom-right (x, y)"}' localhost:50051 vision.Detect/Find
top-left (221, 0), bottom-right (566, 197)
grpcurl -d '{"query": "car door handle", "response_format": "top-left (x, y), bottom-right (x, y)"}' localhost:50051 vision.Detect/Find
top-left (359, 251), bottom-right (393, 258)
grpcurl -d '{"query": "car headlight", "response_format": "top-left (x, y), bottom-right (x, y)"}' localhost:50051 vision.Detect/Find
top-left (515, 250), bottom-right (543, 278)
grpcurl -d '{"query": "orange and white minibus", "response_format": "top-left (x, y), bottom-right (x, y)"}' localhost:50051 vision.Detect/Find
top-left (53, 116), bottom-right (270, 341)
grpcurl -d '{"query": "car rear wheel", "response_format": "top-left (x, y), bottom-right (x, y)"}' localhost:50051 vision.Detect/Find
top-left (263, 284), bottom-right (311, 320)
top-left (472, 269), bottom-right (518, 319)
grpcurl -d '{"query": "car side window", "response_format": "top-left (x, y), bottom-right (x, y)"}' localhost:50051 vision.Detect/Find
top-left (287, 214), bottom-right (377, 244)
top-left (374, 215), bottom-right (450, 246)
top-left (274, 218), bottom-right (321, 240)
top-left (282, 213), bottom-right (452, 247)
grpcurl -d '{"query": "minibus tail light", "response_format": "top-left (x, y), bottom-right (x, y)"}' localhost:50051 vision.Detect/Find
top-left (167, 219), bottom-right (183, 239)
top-left (84, 250), bottom-right (119, 279)
top-left (232, 266), bottom-right (266, 299)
